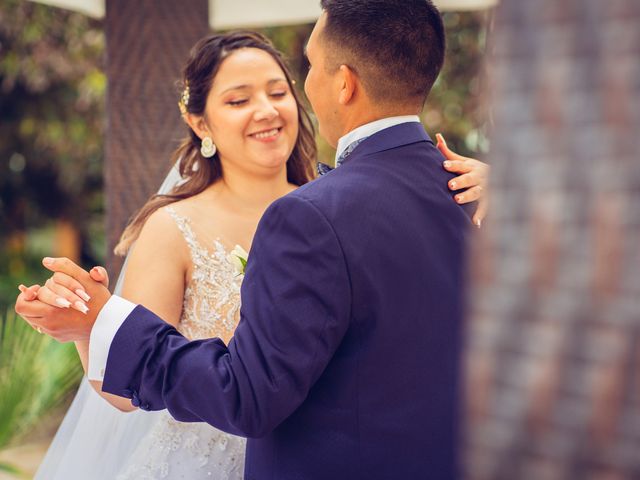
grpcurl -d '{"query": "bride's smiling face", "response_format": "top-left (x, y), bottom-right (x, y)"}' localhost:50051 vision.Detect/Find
top-left (199, 48), bottom-right (299, 176)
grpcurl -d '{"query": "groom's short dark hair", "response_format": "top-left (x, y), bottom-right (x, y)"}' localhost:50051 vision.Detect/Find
top-left (319, 0), bottom-right (445, 108)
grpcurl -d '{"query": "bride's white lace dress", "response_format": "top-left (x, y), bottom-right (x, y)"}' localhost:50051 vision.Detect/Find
top-left (116, 206), bottom-right (246, 479)
top-left (36, 205), bottom-right (246, 479)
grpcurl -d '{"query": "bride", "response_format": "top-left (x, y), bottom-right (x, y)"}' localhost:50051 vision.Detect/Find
top-left (31, 31), bottom-right (488, 479)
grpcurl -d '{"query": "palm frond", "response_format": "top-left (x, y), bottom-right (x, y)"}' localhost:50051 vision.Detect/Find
top-left (0, 308), bottom-right (82, 450)
top-left (0, 461), bottom-right (24, 476)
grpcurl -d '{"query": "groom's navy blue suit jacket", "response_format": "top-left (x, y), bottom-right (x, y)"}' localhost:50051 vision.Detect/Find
top-left (103, 122), bottom-right (470, 479)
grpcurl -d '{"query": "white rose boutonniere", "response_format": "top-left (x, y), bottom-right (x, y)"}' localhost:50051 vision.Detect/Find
top-left (228, 245), bottom-right (249, 276)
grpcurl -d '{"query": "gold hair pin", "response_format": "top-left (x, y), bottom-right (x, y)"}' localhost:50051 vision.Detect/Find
top-left (178, 82), bottom-right (190, 115)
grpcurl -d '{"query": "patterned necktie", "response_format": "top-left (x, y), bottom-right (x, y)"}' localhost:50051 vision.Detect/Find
top-left (317, 137), bottom-right (368, 176)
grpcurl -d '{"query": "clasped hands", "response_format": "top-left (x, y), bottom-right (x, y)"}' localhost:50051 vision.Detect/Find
top-left (15, 258), bottom-right (113, 342)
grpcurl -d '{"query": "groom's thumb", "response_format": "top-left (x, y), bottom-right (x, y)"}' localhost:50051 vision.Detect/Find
top-left (90, 266), bottom-right (109, 288)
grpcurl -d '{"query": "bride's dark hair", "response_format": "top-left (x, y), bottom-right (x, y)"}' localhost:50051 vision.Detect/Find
top-left (115, 31), bottom-right (317, 255)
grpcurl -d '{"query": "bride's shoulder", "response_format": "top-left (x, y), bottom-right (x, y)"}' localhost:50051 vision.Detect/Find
top-left (136, 206), bottom-right (190, 252)
top-left (123, 205), bottom-right (191, 284)
top-left (166, 187), bottom-right (218, 217)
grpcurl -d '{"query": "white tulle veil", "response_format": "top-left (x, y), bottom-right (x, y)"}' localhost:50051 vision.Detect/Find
top-left (34, 161), bottom-right (185, 479)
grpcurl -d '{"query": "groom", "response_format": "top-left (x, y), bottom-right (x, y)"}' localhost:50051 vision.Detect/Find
top-left (17, 1), bottom-right (471, 478)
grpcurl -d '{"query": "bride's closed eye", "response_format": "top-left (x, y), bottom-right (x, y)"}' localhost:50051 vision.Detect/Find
top-left (227, 90), bottom-right (288, 107)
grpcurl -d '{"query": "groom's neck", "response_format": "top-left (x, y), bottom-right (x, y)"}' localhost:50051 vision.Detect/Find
top-left (338, 103), bottom-right (421, 139)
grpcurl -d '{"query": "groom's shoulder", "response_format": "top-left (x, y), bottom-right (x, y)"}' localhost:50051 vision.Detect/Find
top-left (258, 175), bottom-right (344, 231)
top-left (274, 178), bottom-right (332, 217)
top-left (284, 170), bottom-right (351, 212)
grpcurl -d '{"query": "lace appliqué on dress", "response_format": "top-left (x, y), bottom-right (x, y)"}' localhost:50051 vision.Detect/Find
top-left (166, 206), bottom-right (242, 343)
top-left (116, 418), bottom-right (245, 480)
top-left (116, 206), bottom-right (246, 480)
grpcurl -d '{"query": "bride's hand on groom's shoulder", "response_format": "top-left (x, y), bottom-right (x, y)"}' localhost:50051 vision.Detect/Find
top-left (436, 133), bottom-right (489, 228)
top-left (14, 258), bottom-right (112, 342)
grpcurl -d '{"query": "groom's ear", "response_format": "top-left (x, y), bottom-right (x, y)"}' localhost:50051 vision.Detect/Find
top-left (337, 65), bottom-right (358, 105)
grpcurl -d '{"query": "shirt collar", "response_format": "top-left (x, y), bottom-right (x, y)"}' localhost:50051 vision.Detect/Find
top-left (335, 115), bottom-right (421, 165)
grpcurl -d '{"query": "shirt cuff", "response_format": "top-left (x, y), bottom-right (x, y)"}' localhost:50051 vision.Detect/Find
top-left (88, 295), bottom-right (137, 381)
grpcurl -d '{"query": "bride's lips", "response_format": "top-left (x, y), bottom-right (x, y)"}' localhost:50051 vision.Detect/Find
top-left (248, 127), bottom-right (283, 143)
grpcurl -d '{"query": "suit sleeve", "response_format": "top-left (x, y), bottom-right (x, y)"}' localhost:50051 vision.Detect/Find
top-left (102, 194), bottom-right (352, 437)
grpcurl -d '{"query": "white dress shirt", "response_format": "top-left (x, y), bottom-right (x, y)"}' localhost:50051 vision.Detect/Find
top-left (334, 115), bottom-right (421, 165)
top-left (88, 114), bottom-right (422, 381)
top-left (88, 295), bottom-right (136, 380)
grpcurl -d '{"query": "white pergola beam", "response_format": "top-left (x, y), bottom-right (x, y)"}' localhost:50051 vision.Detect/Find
top-left (29, 0), bottom-right (499, 28)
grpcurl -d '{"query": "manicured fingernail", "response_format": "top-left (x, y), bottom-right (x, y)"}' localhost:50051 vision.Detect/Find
top-left (75, 289), bottom-right (91, 302)
top-left (43, 257), bottom-right (54, 266)
top-left (74, 301), bottom-right (89, 314)
top-left (91, 267), bottom-right (104, 277)
top-left (443, 161), bottom-right (451, 168)
top-left (450, 181), bottom-right (457, 189)
top-left (56, 297), bottom-right (71, 308)
top-left (475, 218), bottom-right (482, 228)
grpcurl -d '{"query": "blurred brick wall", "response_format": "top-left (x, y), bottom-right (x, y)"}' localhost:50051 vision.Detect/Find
top-left (464, 1), bottom-right (640, 479)
top-left (105, 0), bottom-right (208, 278)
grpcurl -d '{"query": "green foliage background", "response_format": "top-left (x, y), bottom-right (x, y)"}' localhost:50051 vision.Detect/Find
top-left (0, 0), bottom-right (106, 308)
